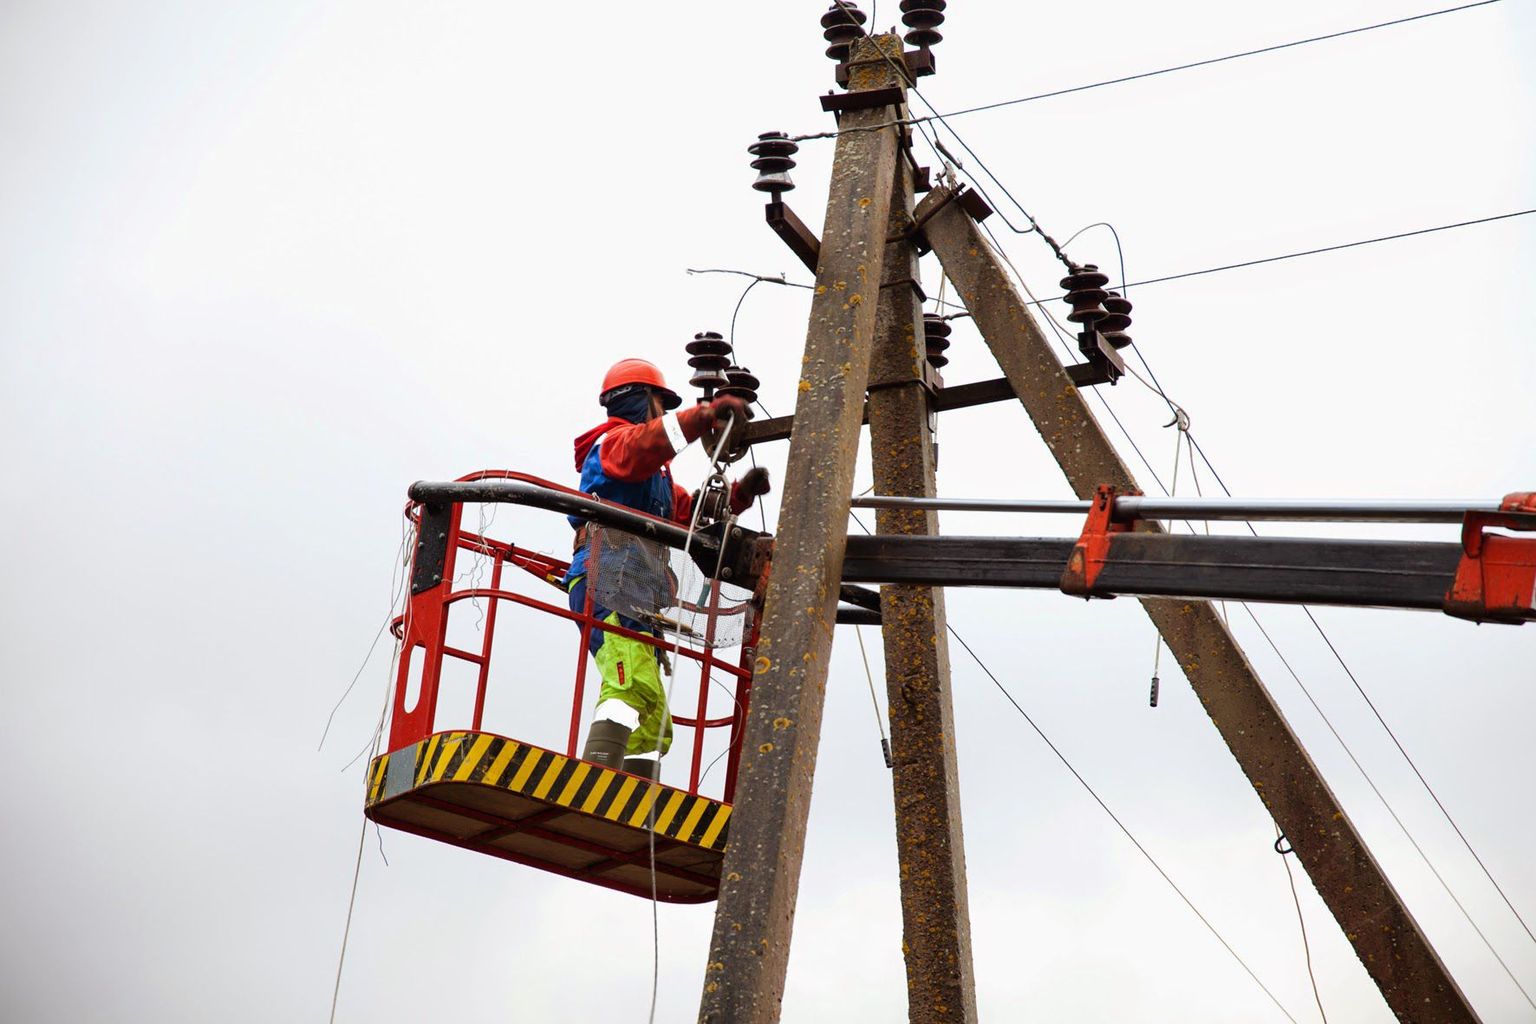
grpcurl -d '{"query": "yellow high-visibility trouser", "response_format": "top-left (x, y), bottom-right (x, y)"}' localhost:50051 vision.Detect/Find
top-left (569, 575), bottom-right (673, 756)
top-left (593, 612), bottom-right (673, 756)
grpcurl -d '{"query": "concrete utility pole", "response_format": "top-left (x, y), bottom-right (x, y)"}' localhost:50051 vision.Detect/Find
top-left (699, 34), bottom-right (906, 1024)
top-left (918, 183), bottom-right (1480, 1024)
top-left (867, 158), bottom-right (978, 1020)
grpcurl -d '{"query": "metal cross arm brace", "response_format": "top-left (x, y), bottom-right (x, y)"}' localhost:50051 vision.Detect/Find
top-left (836, 484), bottom-right (1533, 624)
top-left (1445, 491), bottom-right (1536, 624)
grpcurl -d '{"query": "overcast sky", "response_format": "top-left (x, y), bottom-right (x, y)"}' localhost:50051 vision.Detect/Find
top-left (3, 2), bottom-right (1533, 1021)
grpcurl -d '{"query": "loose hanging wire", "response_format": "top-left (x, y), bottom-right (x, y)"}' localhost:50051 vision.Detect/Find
top-left (328, 519), bottom-right (415, 1021)
top-left (853, 624), bottom-right (893, 768)
top-left (647, 418), bottom-right (738, 1024)
top-left (1275, 823), bottom-right (1330, 1024)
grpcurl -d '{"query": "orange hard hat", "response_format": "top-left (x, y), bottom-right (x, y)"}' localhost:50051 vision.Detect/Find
top-left (600, 358), bottom-right (681, 409)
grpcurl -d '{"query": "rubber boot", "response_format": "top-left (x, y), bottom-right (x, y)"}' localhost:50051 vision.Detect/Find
top-left (581, 719), bottom-right (632, 769)
top-left (622, 757), bottom-right (661, 782)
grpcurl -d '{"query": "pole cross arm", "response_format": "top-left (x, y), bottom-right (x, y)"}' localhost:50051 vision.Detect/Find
top-left (840, 532), bottom-right (1483, 615)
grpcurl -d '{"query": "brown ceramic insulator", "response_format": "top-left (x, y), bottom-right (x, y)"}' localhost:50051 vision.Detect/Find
top-left (922, 313), bottom-right (952, 368)
top-left (1060, 263), bottom-right (1110, 325)
top-left (690, 369), bottom-right (730, 391)
top-left (900, 0), bottom-right (946, 48)
top-left (748, 131), bottom-right (799, 196)
top-left (1059, 263), bottom-right (1109, 291)
top-left (1097, 292), bottom-right (1132, 334)
top-left (1100, 291), bottom-right (1133, 348)
top-left (717, 365), bottom-right (760, 417)
top-left (686, 332), bottom-right (732, 361)
top-left (687, 332), bottom-right (732, 394)
top-left (821, 2), bottom-right (868, 62)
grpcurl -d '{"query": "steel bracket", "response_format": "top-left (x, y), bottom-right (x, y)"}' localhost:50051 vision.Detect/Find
top-left (834, 48), bottom-right (934, 88)
top-left (1444, 491), bottom-right (1536, 623)
top-left (691, 521), bottom-right (772, 591)
top-left (955, 186), bottom-right (993, 222)
top-left (765, 199), bottom-right (821, 274)
top-left (1064, 330), bottom-right (1125, 388)
top-left (410, 502), bottom-right (454, 595)
top-left (1060, 484), bottom-right (1139, 597)
top-left (820, 85), bottom-right (906, 114)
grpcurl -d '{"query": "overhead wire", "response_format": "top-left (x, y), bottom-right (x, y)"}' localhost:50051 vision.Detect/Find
top-left (970, 215), bottom-right (1536, 1007)
top-left (1124, 332), bottom-right (1536, 975)
top-left (1013, 206), bottom-right (1536, 999)
top-left (844, 509), bottom-right (1298, 1021)
top-left (1113, 208), bottom-right (1536, 292)
top-left (689, 203), bottom-right (1536, 323)
top-left (791, 1), bottom-right (1505, 141)
top-left (945, 618), bottom-right (1303, 1024)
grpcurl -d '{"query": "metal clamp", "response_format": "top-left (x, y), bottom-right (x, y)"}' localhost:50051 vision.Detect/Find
top-left (1443, 491), bottom-right (1536, 624)
top-left (1060, 484), bottom-right (1140, 597)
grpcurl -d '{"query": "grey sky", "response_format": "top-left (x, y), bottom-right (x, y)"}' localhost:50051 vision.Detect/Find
top-left (2, 1), bottom-right (1533, 1021)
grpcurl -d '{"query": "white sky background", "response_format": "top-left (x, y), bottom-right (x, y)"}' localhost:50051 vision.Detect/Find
top-left (2, 1), bottom-right (1533, 1021)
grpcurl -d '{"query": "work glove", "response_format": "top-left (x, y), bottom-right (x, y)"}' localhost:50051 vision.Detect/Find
top-left (729, 467), bottom-right (772, 514)
top-left (677, 394), bottom-right (750, 445)
top-left (709, 395), bottom-right (750, 426)
top-left (736, 466), bottom-right (771, 498)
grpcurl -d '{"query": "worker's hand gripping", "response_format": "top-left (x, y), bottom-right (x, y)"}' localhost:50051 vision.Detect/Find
top-left (707, 395), bottom-right (749, 452)
top-left (735, 466), bottom-right (771, 499)
top-left (677, 395), bottom-right (750, 446)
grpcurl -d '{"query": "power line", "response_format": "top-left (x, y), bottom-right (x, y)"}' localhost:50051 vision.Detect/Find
top-left (1116, 208), bottom-right (1536, 291)
top-left (692, 203), bottom-right (1536, 323)
top-left (975, 217), bottom-right (1536, 1003)
top-left (1090, 199), bottom-right (1536, 973)
top-left (841, 509), bottom-right (1298, 1021)
top-left (945, 620), bottom-right (1302, 1024)
top-left (792, 1), bottom-right (1503, 142)
top-left (925, 1), bottom-right (1503, 123)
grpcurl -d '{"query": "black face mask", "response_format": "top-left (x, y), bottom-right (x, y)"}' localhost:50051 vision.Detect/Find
top-left (603, 387), bottom-right (654, 425)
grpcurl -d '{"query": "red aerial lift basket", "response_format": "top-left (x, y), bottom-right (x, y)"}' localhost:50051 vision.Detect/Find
top-left (365, 471), bottom-right (759, 903)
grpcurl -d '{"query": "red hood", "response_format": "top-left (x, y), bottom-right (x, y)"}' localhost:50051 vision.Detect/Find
top-left (573, 417), bottom-right (628, 469)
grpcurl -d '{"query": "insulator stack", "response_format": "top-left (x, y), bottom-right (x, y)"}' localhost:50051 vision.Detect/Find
top-left (686, 332), bottom-right (732, 397)
top-left (922, 313), bottom-right (951, 368)
top-left (1100, 291), bottom-right (1133, 349)
top-left (717, 365), bottom-right (760, 418)
top-left (748, 132), bottom-right (799, 198)
top-left (821, 2), bottom-right (868, 62)
top-left (1060, 263), bottom-right (1110, 327)
top-left (900, 0), bottom-right (946, 49)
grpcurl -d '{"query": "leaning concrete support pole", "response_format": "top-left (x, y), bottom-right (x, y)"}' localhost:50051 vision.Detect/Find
top-left (867, 157), bottom-right (978, 1023)
top-left (698, 35), bottom-right (906, 1024)
top-left (920, 184), bottom-right (1479, 1024)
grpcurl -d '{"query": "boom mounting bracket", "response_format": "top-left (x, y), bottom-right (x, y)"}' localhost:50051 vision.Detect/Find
top-left (1444, 491), bottom-right (1536, 624)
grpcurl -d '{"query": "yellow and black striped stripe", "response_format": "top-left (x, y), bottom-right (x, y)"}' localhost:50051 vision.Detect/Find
top-left (366, 731), bottom-right (732, 852)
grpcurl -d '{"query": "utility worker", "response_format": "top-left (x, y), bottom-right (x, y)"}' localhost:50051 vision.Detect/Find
top-left (566, 358), bottom-right (770, 779)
